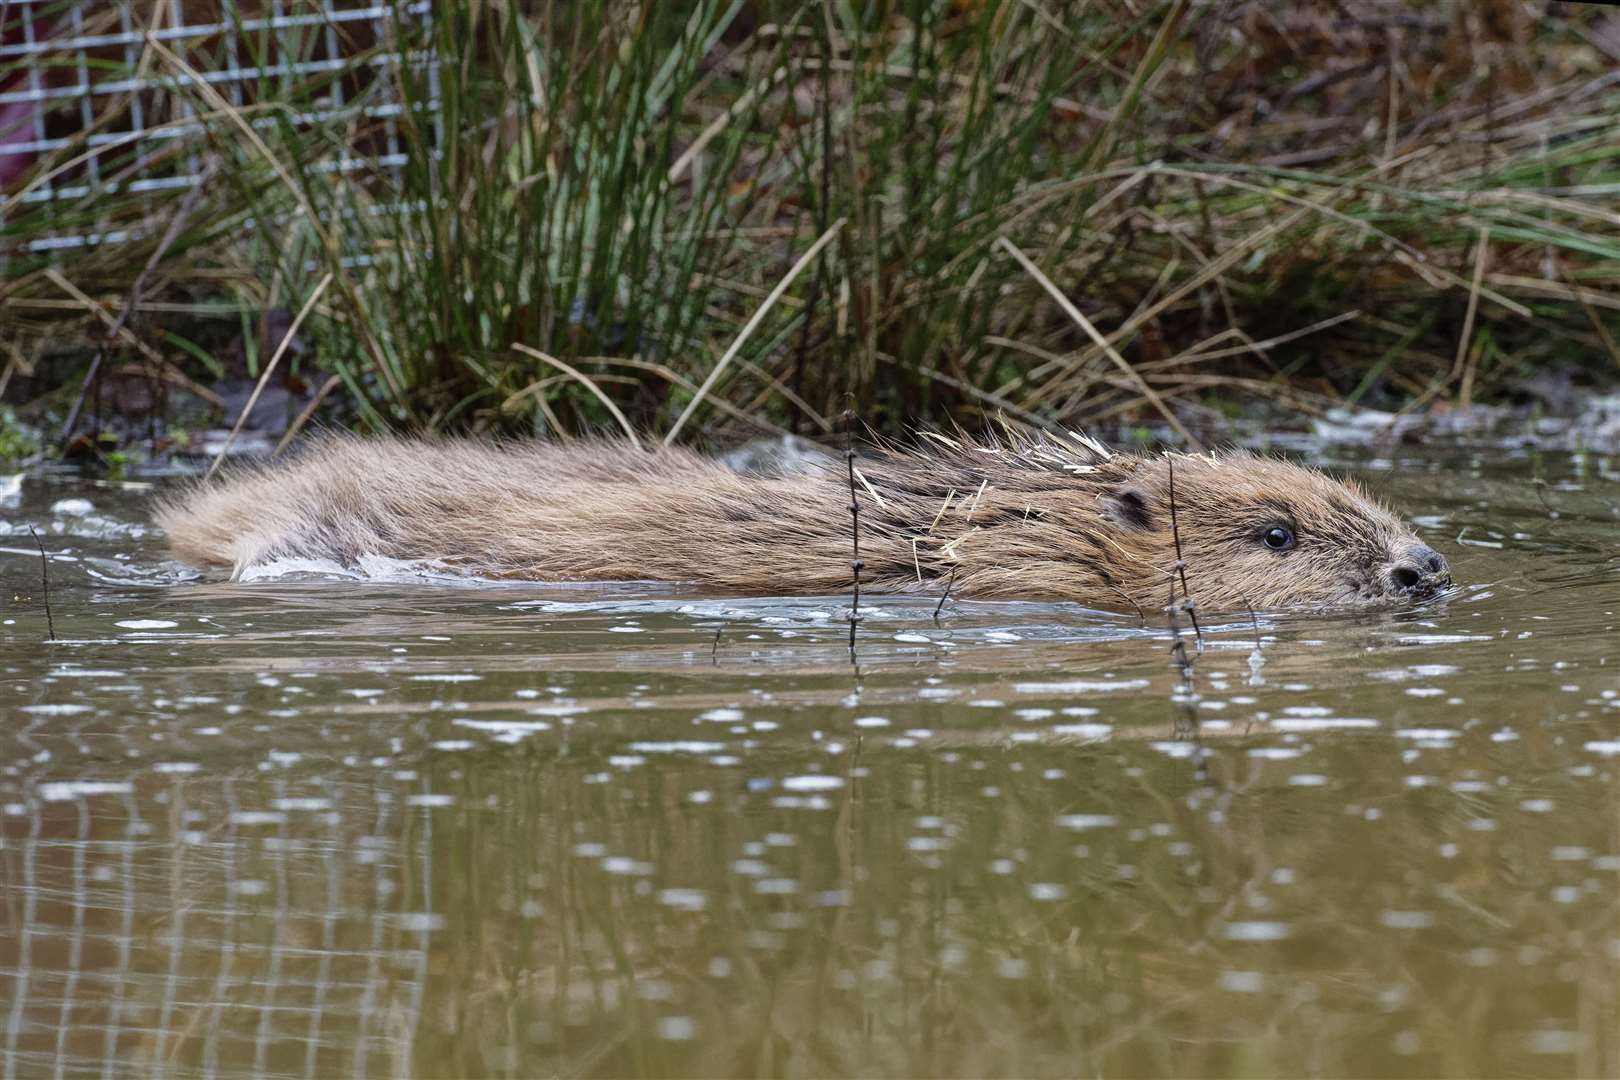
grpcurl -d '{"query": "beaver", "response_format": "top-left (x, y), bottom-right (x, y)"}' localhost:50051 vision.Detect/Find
top-left (155, 431), bottom-right (1451, 612)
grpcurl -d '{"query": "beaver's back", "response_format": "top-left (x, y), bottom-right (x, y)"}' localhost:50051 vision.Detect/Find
top-left (155, 436), bottom-right (858, 588)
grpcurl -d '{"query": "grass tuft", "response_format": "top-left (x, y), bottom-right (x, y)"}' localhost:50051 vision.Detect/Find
top-left (2, 0), bottom-right (1617, 448)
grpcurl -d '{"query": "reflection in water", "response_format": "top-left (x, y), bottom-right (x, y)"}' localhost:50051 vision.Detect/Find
top-left (0, 448), bottom-right (1617, 1077)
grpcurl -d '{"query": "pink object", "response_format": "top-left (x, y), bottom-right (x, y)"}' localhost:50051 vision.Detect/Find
top-left (0, 97), bottom-right (36, 186)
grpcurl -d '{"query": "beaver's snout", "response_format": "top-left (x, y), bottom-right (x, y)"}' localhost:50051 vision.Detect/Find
top-left (1386, 542), bottom-right (1451, 599)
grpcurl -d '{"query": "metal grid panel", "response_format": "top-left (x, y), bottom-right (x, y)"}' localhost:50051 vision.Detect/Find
top-left (0, 769), bottom-right (435, 1078)
top-left (0, 0), bottom-right (435, 252)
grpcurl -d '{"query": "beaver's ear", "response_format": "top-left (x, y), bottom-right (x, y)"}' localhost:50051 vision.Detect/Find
top-left (1102, 487), bottom-right (1155, 530)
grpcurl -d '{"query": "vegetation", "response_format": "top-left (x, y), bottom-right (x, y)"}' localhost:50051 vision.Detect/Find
top-left (2, 0), bottom-right (1618, 455)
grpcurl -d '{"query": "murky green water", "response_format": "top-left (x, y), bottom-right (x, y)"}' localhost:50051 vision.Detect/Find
top-left (2, 447), bottom-right (1617, 1078)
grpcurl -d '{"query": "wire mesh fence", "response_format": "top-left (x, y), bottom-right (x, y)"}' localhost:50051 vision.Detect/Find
top-left (0, 760), bottom-right (437, 1079)
top-left (0, 0), bottom-right (434, 253)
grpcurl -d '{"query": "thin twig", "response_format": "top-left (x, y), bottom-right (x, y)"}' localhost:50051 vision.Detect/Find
top-left (27, 525), bottom-right (54, 642)
top-left (1166, 456), bottom-right (1204, 653)
top-left (511, 344), bottom-right (642, 449)
top-left (845, 411), bottom-right (863, 657)
top-left (996, 236), bottom-right (1199, 448)
top-left (272, 374), bottom-right (342, 457)
top-left (932, 565), bottom-right (958, 625)
top-left (207, 273), bottom-right (333, 480)
top-left (1166, 572), bottom-right (1190, 677)
top-left (1455, 225), bottom-right (1490, 408)
top-left (665, 218), bottom-right (845, 445)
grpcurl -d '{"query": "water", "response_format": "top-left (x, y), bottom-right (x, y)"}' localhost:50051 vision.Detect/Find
top-left (1, 447), bottom-right (1616, 1078)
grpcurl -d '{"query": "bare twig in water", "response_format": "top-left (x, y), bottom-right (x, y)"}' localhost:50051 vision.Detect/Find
top-left (1166, 456), bottom-right (1204, 654)
top-left (932, 565), bottom-right (958, 624)
top-left (844, 410), bottom-right (863, 656)
top-left (1241, 595), bottom-right (1267, 686)
top-left (711, 626), bottom-right (722, 663)
top-left (27, 526), bottom-right (54, 642)
top-left (1166, 571), bottom-right (1191, 677)
top-left (1106, 583), bottom-right (1147, 626)
top-left (1242, 596), bottom-right (1263, 653)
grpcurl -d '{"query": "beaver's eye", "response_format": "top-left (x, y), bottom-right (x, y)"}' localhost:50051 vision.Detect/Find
top-left (1262, 526), bottom-right (1295, 552)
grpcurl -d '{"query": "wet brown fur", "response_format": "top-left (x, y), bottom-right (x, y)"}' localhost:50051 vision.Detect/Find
top-left (155, 432), bottom-right (1447, 612)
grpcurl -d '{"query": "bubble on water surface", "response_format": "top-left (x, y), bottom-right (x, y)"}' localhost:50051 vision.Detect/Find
top-left (602, 857), bottom-right (654, 876)
top-left (906, 836), bottom-right (950, 852)
top-left (1056, 814), bottom-right (1117, 830)
top-left (1049, 723), bottom-right (1115, 741)
top-left (1271, 717), bottom-right (1377, 732)
top-left (656, 1017), bottom-right (697, 1041)
top-left (1526, 1031), bottom-right (1582, 1056)
top-left (37, 780), bottom-right (133, 801)
top-left (1379, 910), bottom-right (1435, 929)
top-left (781, 775), bottom-right (843, 792)
top-left (228, 811), bottom-right (286, 826)
top-left (658, 889), bottom-right (707, 911)
top-left (453, 719), bottom-right (554, 744)
top-left (1013, 678), bottom-right (1150, 694)
top-left (627, 741), bottom-right (727, 754)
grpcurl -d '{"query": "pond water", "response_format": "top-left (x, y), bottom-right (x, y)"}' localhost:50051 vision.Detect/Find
top-left (1, 446), bottom-right (1616, 1078)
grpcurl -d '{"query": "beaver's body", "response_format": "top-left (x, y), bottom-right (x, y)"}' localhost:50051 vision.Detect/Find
top-left (156, 432), bottom-right (1451, 612)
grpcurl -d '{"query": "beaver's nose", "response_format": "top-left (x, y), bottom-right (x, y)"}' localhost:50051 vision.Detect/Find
top-left (1388, 543), bottom-right (1450, 596)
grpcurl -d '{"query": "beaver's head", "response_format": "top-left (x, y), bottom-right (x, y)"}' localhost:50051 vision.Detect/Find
top-left (1102, 453), bottom-right (1451, 611)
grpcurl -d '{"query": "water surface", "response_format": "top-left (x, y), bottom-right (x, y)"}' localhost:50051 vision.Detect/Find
top-left (1, 447), bottom-right (1616, 1078)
